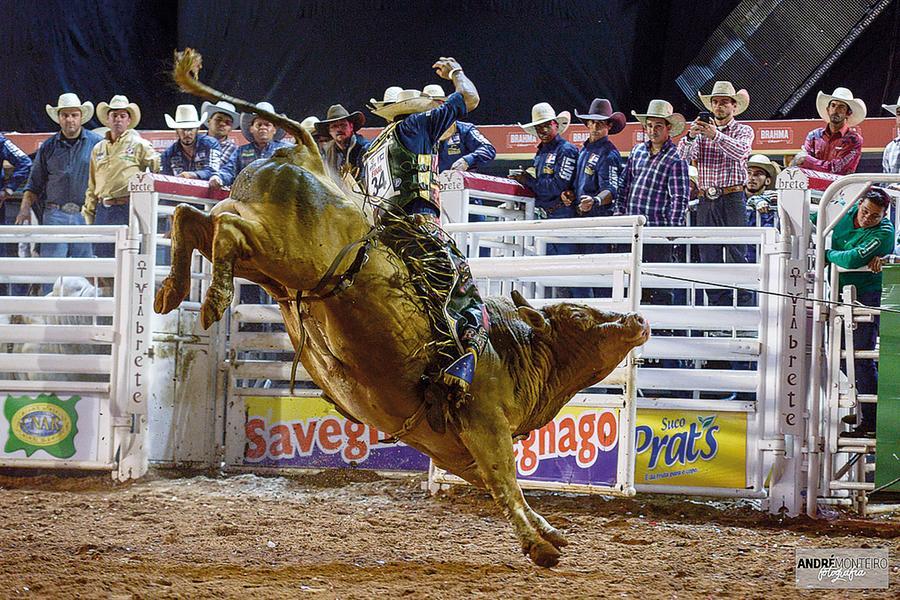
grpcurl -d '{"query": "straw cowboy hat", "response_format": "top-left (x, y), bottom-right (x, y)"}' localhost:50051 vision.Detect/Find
top-left (881, 95), bottom-right (900, 115)
top-left (46, 93), bottom-right (94, 125)
top-left (240, 101), bottom-right (286, 143)
top-left (631, 99), bottom-right (686, 137)
top-left (422, 84), bottom-right (447, 101)
top-left (574, 98), bottom-right (626, 135)
top-left (370, 89), bottom-right (440, 122)
top-left (164, 104), bottom-right (207, 129)
top-left (300, 116), bottom-right (320, 134)
top-left (201, 100), bottom-right (240, 127)
top-left (816, 87), bottom-right (867, 127)
top-left (518, 102), bottom-right (570, 136)
top-left (747, 154), bottom-right (781, 188)
top-left (314, 104), bottom-right (366, 137)
top-left (698, 81), bottom-right (750, 116)
top-left (96, 95), bottom-right (141, 129)
top-left (368, 86), bottom-right (403, 110)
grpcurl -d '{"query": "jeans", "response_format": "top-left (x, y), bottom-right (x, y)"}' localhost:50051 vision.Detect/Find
top-left (847, 289), bottom-right (880, 429)
top-left (41, 208), bottom-right (93, 258)
top-left (696, 191), bottom-right (753, 306)
top-left (93, 202), bottom-right (130, 258)
top-left (1, 200), bottom-right (30, 296)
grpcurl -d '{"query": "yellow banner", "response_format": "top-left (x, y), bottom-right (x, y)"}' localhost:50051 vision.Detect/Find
top-left (635, 410), bottom-right (747, 488)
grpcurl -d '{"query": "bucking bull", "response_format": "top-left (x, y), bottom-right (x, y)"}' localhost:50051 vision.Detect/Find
top-left (156, 49), bottom-right (650, 567)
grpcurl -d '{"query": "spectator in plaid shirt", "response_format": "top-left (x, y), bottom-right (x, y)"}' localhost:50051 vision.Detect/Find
top-left (678, 81), bottom-right (754, 306)
top-left (792, 87), bottom-right (865, 176)
top-left (881, 95), bottom-right (899, 176)
top-left (201, 100), bottom-right (240, 188)
top-left (618, 99), bottom-right (690, 305)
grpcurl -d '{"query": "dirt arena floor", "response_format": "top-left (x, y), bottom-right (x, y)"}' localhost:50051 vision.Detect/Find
top-left (0, 469), bottom-right (897, 599)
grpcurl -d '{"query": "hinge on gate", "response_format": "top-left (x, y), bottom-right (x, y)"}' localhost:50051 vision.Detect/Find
top-left (757, 439), bottom-right (786, 452)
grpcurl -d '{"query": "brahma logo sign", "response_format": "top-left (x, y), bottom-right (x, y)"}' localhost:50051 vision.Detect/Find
top-left (506, 132), bottom-right (537, 148)
top-left (243, 396), bottom-right (429, 471)
top-left (635, 410), bottom-right (747, 488)
top-left (758, 127), bottom-right (794, 145)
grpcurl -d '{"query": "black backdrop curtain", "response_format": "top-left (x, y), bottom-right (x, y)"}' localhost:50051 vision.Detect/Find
top-left (1, 0), bottom-right (896, 132)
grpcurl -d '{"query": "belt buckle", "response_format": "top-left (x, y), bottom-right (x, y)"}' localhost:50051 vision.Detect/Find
top-left (705, 186), bottom-right (720, 199)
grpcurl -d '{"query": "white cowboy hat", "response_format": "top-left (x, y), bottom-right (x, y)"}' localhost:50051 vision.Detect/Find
top-left (300, 116), bottom-right (320, 133)
top-left (164, 104), bottom-right (208, 129)
top-left (698, 81), bottom-right (750, 116)
top-left (368, 86), bottom-right (403, 110)
top-left (422, 84), bottom-right (447, 101)
top-left (517, 103), bottom-right (570, 136)
top-left (631, 99), bottom-right (686, 137)
top-left (201, 100), bottom-right (240, 127)
top-left (882, 95), bottom-right (900, 115)
top-left (370, 89), bottom-right (440, 122)
top-left (96, 95), bottom-right (141, 129)
top-left (46, 93), bottom-right (94, 125)
top-left (816, 87), bottom-right (867, 127)
top-left (239, 101), bottom-right (286, 143)
top-left (747, 154), bottom-right (781, 186)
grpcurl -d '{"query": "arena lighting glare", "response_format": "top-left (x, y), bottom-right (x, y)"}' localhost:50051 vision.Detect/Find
top-left (676, 0), bottom-right (893, 119)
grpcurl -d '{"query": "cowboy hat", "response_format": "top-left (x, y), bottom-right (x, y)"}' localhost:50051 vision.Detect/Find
top-left (816, 87), bottom-right (867, 127)
top-left (314, 104), bottom-right (366, 137)
top-left (370, 89), bottom-right (440, 122)
top-left (239, 101), bottom-right (286, 143)
top-left (881, 95), bottom-right (900, 116)
top-left (747, 154), bottom-right (781, 188)
top-left (422, 84), bottom-right (447, 101)
top-left (518, 103), bottom-right (570, 136)
top-left (164, 104), bottom-right (208, 129)
top-left (698, 81), bottom-right (750, 116)
top-left (574, 98), bottom-right (626, 135)
top-left (46, 93), bottom-right (94, 125)
top-left (201, 100), bottom-right (240, 127)
top-left (368, 86), bottom-right (403, 110)
top-left (300, 116), bottom-right (320, 134)
top-left (631, 99), bottom-right (686, 137)
top-left (96, 95), bottom-right (141, 129)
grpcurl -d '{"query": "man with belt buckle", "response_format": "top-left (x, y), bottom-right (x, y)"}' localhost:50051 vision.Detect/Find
top-left (84, 95), bottom-right (160, 258)
top-left (21, 93), bottom-right (102, 261)
top-left (511, 102), bottom-right (578, 297)
top-left (678, 81), bottom-right (755, 306)
top-left (0, 129), bottom-right (33, 296)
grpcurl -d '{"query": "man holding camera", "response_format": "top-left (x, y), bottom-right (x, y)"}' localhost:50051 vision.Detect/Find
top-left (678, 81), bottom-right (754, 306)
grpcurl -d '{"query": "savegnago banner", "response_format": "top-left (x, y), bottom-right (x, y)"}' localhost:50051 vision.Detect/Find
top-left (244, 398), bottom-right (748, 488)
top-left (1, 393), bottom-right (101, 461)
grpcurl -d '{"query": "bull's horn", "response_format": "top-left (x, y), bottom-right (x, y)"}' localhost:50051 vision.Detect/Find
top-left (510, 289), bottom-right (534, 309)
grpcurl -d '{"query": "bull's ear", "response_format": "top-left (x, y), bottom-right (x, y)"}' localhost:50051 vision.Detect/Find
top-left (518, 306), bottom-right (549, 335)
top-left (511, 289), bottom-right (534, 309)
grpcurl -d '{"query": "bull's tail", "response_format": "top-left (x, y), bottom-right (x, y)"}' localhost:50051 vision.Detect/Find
top-left (171, 48), bottom-right (321, 163)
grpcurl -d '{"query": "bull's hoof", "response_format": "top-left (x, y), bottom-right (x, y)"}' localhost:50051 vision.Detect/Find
top-left (200, 286), bottom-right (232, 329)
top-left (525, 539), bottom-right (561, 568)
top-left (154, 276), bottom-right (189, 314)
top-left (541, 527), bottom-right (569, 550)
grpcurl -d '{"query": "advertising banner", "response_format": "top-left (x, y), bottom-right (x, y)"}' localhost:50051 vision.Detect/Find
top-left (635, 409), bottom-right (747, 488)
top-left (242, 397), bottom-right (748, 490)
top-left (243, 396), bottom-right (429, 471)
top-left (0, 393), bottom-right (101, 461)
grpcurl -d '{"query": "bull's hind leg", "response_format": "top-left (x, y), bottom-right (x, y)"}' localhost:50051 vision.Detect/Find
top-left (155, 204), bottom-right (214, 314)
top-left (201, 212), bottom-right (270, 329)
top-left (458, 406), bottom-right (562, 568)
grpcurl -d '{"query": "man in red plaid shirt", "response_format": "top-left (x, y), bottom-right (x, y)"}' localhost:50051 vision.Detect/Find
top-left (678, 81), bottom-right (754, 306)
top-left (791, 87), bottom-right (866, 176)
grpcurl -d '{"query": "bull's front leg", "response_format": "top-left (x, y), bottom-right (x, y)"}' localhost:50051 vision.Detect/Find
top-left (458, 404), bottom-right (563, 568)
top-left (155, 204), bottom-right (214, 314)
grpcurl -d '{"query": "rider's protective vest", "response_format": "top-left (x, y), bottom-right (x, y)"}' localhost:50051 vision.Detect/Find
top-left (363, 121), bottom-right (440, 212)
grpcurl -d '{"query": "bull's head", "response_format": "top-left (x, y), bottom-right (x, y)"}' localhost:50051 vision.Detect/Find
top-left (510, 290), bottom-right (650, 391)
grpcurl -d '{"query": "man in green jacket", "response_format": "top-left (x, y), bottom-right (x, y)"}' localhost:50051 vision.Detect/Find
top-left (813, 189), bottom-right (896, 436)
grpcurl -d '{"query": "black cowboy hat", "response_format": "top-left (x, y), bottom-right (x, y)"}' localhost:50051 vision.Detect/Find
top-left (574, 98), bottom-right (626, 135)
